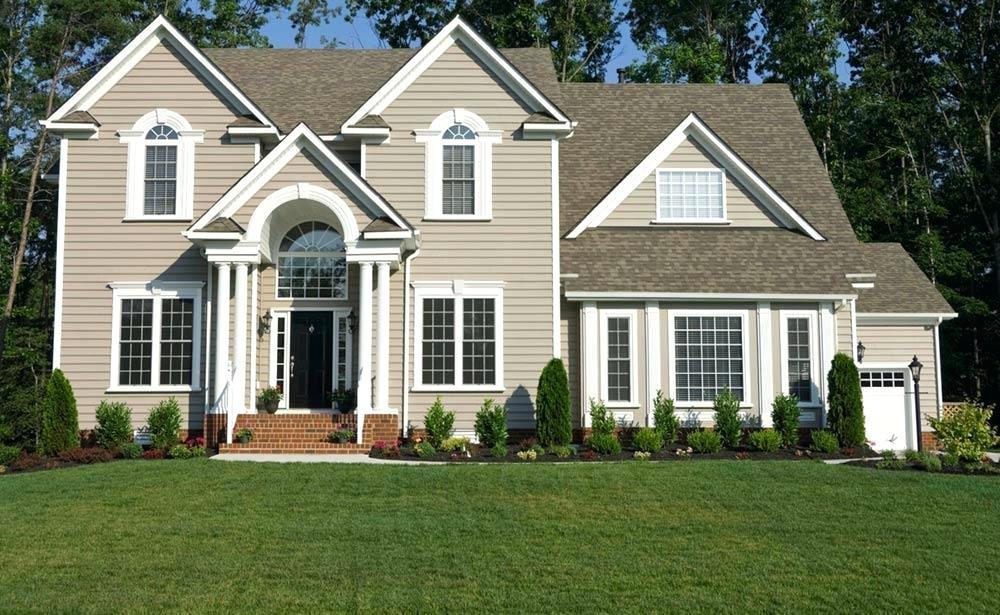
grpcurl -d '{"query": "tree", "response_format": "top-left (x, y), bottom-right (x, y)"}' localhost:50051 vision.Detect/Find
top-left (540, 0), bottom-right (619, 82)
top-left (40, 368), bottom-right (78, 454)
top-left (827, 353), bottom-right (865, 447)
top-left (536, 358), bottom-right (572, 446)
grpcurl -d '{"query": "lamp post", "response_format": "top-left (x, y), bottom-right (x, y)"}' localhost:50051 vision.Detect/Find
top-left (909, 355), bottom-right (923, 451)
top-left (856, 340), bottom-right (865, 363)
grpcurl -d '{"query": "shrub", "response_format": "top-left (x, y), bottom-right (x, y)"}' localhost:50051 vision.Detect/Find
top-left (0, 444), bottom-right (22, 466)
top-left (549, 445), bottom-right (574, 458)
top-left (589, 399), bottom-right (617, 437)
top-left (913, 452), bottom-right (942, 473)
top-left (579, 449), bottom-right (599, 461)
top-left (94, 400), bottom-right (133, 450)
top-left (652, 391), bottom-right (680, 446)
top-left (168, 444), bottom-right (193, 459)
top-left (11, 452), bottom-right (42, 471)
top-left (712, 388), bottom-right (743, 448)
top-left (473, 399), bottom-right (508, 448)
top-left (58, 447), bottom-right (114, 464)
top-left (147, 398), bottom-right (182, 450)
top-left (634, 451), bottom-right (652, 461)
top-left (120, 442), bottom-right (143, 460)
top-left (516, 449), bottom-right (538, 461)
top-left (40, 369), bottom-right (80, 455)
top-left (440, 436), bottom-right (471, 452)
top-left (876, 458), bottom-right (906, 471)
top-left (587, 432), bottom-right (622, 454)
top-left (370, 440), bottom-right (401, 458)
top-left (903, 449), bottom-right (921, 463)
top-left (518, 436), bottom-right (538, 451)
top-left (687, 430), bottom-right (722, 454)
top-left (940, 452), bottom-right (960, 468)
top-left (187, 445), bottom-right (207, 458)
top-left (490, 443), bottom-right (508, 458)
top-left (423, 397), bottom-right (455, 448)
top-left (749, 429), bottom-right (782, 453)
top-left (771, 394), bottom-right (801, 448)
top-left (827, 353), bottom-right (865, 447)
top-left (929, 402), bottom-right (997, 462)
top-left (810, 430), bottom-right (839, 454)
top-left (633, 428), bottom-right (664, 453)
top-left (414, 441), bottom-right (436, 458)
top-left (536, 358), bottom-right (572, 446)
top-left (141, 448), bottom-right (164, 460)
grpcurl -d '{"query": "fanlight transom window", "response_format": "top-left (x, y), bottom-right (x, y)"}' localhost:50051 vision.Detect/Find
top-left (277, 221), bottom-right (347, 299)
top-left (144, 124), bottom-right (179, 216)
top-left (442, 123), bottom-right (476, 215)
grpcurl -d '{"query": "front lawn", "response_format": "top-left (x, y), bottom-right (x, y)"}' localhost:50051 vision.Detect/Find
top-left (1, 460), bottom-right (998, 612)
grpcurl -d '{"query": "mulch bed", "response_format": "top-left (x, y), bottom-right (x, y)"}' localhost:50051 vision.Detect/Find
top-left (1, 447), bottom-right (174, 475)
top-left (844, 458), bottom-right (1000, 476)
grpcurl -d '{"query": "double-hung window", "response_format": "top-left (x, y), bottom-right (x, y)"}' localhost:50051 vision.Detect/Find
top-left (600, 311), bottom-right (637, 406)
top-left (671, 311), bottom-right (747, 403)
top-left (441, 124), bottom-right (476, 215)
top-left (120, 109), bottom-right (203, 220)
top-left (143, 124), bottom-right (179, 215)
top-left (110, 283), bottom-right (203, 391)
top-left (779, 311), bottom-right (820, 406)
top-left (656, 169), bottom-right (726, 222)
top-left (414, 282), bottom-right (504, 390)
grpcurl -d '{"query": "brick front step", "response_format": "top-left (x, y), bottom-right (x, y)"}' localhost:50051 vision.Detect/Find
top-left (226, 412), bottom-right (399, 452)
top-left (218, 442), bottom-right (371, 454)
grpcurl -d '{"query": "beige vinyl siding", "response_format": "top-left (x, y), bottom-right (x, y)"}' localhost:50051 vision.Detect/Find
top-left (836, 302), bottom-right (853, 355)
top-left (366, 41), bottom-right (554, 431)
top-left (856, 323), bottom-right (938, 427)
top-left (560, 299), bottom-right (581, 424)
top-left (60, 40), bottom-right (255, 429)
top-left (604, 138), bottom-right (782, 228)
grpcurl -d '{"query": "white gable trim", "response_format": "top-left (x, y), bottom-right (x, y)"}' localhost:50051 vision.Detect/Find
top-left (566, 113), bottom-right (825, 241)
top-left (188, 123), bottom-right (411, 233)
top-left (44, 15), bottom-right (275, 131)
top-left (341, 16), bottom-right (570, 131)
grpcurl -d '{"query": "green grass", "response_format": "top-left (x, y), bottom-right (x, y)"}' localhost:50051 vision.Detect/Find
top-left (2, 460), bottom-right (999, 613)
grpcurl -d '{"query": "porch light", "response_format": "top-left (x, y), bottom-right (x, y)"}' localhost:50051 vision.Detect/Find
top-left (347, 309), bottom-right (358, 334)
top-left (258, 310), bottom-right (272, 335)
top-left (908, 355), bottom-right (923, 383)
top-left (856, 340), bottom-right (865, 363)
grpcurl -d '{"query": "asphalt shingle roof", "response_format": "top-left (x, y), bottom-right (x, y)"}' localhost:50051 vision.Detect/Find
top-left (855, 243), bottom-right (953, 313)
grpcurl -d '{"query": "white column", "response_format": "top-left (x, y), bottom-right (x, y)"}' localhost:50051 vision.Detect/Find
top-left (232, 263), bottom-right (249, 411)
top-left (819, 302), bottom-right (836, 428)
top-left (213, 262), bottom-right (231, 410)
top-left (375, 262), bottom-right (391, 411)
top-left (582, 301), bottom-right (599, 427)
top-left (757, 302), bottom-right (774, 427)
top-left (356, 262), bottom-right (374, 413)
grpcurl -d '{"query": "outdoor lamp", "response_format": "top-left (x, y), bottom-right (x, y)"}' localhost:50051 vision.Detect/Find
top-left (909, 355), bottom-right (924, 451)
top-left (908, 355), bottom-right (923, 383)
top-left (347, 309), bottom-right (358, 334)
top-left (856, 340), bottom-right (865, 363)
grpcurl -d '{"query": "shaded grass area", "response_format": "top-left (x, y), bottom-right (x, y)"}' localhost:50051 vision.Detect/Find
top-left (2, 460), bottom-right (999, 613)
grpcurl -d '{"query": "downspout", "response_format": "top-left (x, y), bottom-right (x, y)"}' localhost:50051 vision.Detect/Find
top-left (401, 247), bottom-right (420, 438)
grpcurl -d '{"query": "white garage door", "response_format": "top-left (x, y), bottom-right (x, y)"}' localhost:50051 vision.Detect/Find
top-left (860, 369), bottom-right (912, 451)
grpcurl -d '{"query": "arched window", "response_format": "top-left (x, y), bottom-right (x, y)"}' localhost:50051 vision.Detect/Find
top-left (442, 124), bottom-right (476, 215)
top-left (143, 124), bottom-right (179, 215)
top-left (277, 221), bottom-right (347, 299)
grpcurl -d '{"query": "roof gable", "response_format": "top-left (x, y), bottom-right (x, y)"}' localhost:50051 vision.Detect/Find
top-left (340, 16), bottom-right (571, 132)
top-left (567, 112), bottom-right (824, 240)
top-left (44, 15), bottom-right (274, 131)
top-left (189, 123), bottom-right (411, 233)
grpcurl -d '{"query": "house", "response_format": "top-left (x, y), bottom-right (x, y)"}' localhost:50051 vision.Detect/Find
top-left (42, 15), bottom-right (955, 453)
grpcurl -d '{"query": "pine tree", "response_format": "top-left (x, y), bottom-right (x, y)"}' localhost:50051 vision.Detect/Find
top-left (827, 353), bottom-right (865, 447)
top-left (536, 358), bottom-right (572, 446)
top-left (40, 369), bottom-right (78, 455)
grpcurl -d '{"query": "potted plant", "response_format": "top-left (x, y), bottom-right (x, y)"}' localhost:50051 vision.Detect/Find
top-left (328, 424), bottom-right (356, 444)
top-left (257, 387), bottom-right (282, 414)
top-left (332, 387), bottom-right (356, 412)
top-left (235, 427), bottom-right (254, 444)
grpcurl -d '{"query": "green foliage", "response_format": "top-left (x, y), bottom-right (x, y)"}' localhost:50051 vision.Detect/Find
top-left (536, 358), bottom-right (572, 446)
top-left (490, 443), bottom-right (508, 458)
top-left (632, 428), bottom-right (664, 453)
top-left (652, 391), bottom-right (680, 445)
top-left (586, 432), bottom-right (621, 455)
top-left (810, 430), bottom-right (839, 455)
top-left (827, 354), bottom-right (865, 447)
top-left (516, 449), bottom-right (538, 462)
top-left (712, 388), bottom-right (742, 448)
top-left (749, 429), bottom-right (782, 453)
top-left (168, 444), bottom-right (193, 460)
top-left (40, 370), bottom-right (79, 455)
top-left (589, 399), bottom-right (617, 437)
top-left (0, 444), bottom-right (21, 465)
top-left (929, 402), bottom-right (998, 462)
top-left (687, 430), bottom-right (722, 454)
top-left (876, 458), bottom-right (906, 471)
top-left (440, 437), bottom-right (471, 452)
top-left (423, 397), bottom-right (455, 448)
top-left (414, 441), bottom-right (436, 459)
top-left (147, 398), bottom-right (182, 451)
top-left (910, 451), bottom-right (942, 473)
top-left (94, 401), bottom-right (132, 450)
top-left (120, 442), bottom-right (142, 460)
top-left (549, 445), bottom-right (574, 458)
top-left (256, 387), bottom-right (282, 412)
top-left (473, 399), bottom-right (508, 448)
top-left (236, 428), bottom-right (254, 443)
top-left (771, 394), bottom-right (801, 448)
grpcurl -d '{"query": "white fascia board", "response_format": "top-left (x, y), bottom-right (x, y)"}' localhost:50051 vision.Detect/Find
top-left (183, 231), bottom-right (243, 241)
top-left (46, 15), bottom-right (275, 130)
top-left (39, 121), bottom-right (100, 138)
top-left (856, 312), bottom-right (958, 325)
top-left (190, 123), bottom-right (411, 232)
top-left (564, 291), bottom-right (856, 302)
top-left (227, 126), bottom-right (280, 137)
top-left (341, 16), bottom-right (570, 130)
top-left (566, 113), bottom-right (825, 241)
top-left (340, 126), bottom-right (391, 139)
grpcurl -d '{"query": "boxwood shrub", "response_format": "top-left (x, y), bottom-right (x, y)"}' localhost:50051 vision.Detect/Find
top-left (687, 430), bottom-right (722, 454)
top-left (712, 388), bottom-right (742, 448)
top-left (810, 429), bottom-right (839, 454)
top-left (473, 398), bottom-right (507, 448)
top-left (424, 397), bottom-right (455, 448)
top-left (94, 400), bottom-right (132, 450)
top-left (748, 429), bottom-right (782, 452)
top-left (771, 394), bottom-right (800, 448)
top-left (632, 427), bottom-right (664, 453)
top-left (147, 398), bottom-right (182, 450)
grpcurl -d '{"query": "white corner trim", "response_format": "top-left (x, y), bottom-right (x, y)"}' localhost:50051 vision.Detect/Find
top-left (777, 309), bottom-right (822, 408)
top-left (581, 302), bottom-right (599, 427)
top-left (189, 123), bottom-right (411, 233)
top-left (818, 302), bottom-right (836, 427)
top-left (341, 16), bottom-right (569, 130)
top-left (644, 302), bottom-right (661, 424)
top-left (52, 138), bottom-right (69, 369)
top-left (46, 16), bottom-right (274, 129)
top-left (120, 109), bottom-right (202, 221)
top-left (551, 139), bottom-right (561, 359)
top-left (756, 302), bottom-right (773, 427)
top-left (566, 113), bottom-right (825, 241)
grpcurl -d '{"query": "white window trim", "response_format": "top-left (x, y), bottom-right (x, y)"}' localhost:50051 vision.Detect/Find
top-left (653, 167), bottom-right (728, 224)
top-left (108, 281), bottom-right (203, 393)
top-left (778, 310), bottom-right (822, 408)
top-left (415, 109), bottom-right (501, 221)
top-left (412, 280), bottom-right (505, 392)
top-left (666, 309), bottom-right (752, 409)
top-left (119, 108), bottom-right (203, 221)
top-left (599, 309), bottom-right (638, 409)
top-left (268, 307), bottom-right (354, 411)
top-left (273, 223), bottom-right (350, 302)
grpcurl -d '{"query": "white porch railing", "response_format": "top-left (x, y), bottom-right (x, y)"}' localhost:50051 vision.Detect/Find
top-left (213, 365), bottom-right (239, 444)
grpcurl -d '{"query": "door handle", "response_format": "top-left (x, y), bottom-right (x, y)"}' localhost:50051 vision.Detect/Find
top-left (289, 355), bottom-right (295, 377)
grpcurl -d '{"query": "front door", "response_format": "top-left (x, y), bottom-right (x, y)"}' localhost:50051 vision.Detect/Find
top-left (289, 312), bottom-right (333, 408)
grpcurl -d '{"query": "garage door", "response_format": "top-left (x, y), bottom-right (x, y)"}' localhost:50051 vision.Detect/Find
top-left (860, 370), bottom-right (912, 451)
